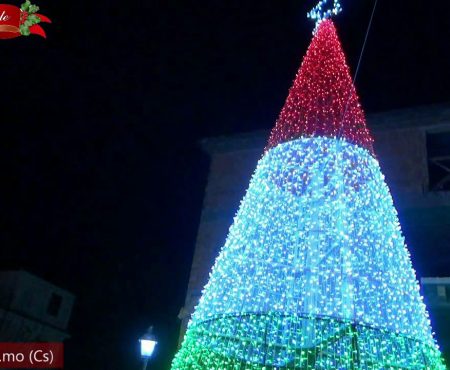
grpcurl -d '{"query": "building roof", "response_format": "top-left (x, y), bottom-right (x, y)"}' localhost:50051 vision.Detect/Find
top-left (201, 102), bottom-right (450, 155)
top-left (421, 277), bottom-right (450, 285)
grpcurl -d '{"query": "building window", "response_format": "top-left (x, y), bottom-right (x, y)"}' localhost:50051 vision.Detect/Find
top-left (427, 131), bottom-right (450, 191)
top-left (47, 293), bottom-right (62, 317)
top-left (437, 285), bottom-right (446, 298)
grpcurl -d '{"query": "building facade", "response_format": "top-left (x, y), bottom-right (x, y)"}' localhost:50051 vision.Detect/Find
top-left (0, 270), bottom-right (75, 342)
top-left (421, 277), bottom-right (450, 362)
top-left (179, 103), bottom-right (450, 359)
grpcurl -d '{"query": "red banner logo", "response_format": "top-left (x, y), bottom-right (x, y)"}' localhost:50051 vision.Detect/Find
top-left (0, 343), bottom-right (63, 368)
top-left (0, 0), bottom-right (51, 39)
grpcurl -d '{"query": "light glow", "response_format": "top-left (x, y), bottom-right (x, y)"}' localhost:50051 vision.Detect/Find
top-left (266, 20), bottom-right (374, 155)
top-left (170, 18), bottom-right (445, 370)
top-left (308, 0), bottom-right (342, 33)
top-left (140, 339), bottom-right (157, 358)
top-left (171, 138), bottom-right (445, 369)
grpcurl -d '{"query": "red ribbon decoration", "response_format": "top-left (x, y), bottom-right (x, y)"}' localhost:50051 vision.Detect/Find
top-left (0, 3), bottom-right (51, 39)
top-left (0, 4), bottom-right (20, 38)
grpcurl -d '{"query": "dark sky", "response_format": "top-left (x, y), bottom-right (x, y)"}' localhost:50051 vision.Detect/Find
top-left (1, 1), bottom-right (449, 369)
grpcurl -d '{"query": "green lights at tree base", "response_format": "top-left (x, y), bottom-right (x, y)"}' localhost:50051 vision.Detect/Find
top-left (172, 313), bottom-right (445, 369)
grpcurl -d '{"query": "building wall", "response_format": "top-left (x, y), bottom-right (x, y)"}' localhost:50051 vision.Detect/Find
top-left (421, 278), bottom-right (450, 365)
top-left (178, 103), bottom-right (450, 345)
top-left (0, 270), bottom-right (74, 342)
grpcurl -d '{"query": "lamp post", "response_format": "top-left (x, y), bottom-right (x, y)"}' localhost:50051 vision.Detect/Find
top-left (139, 326), bottom-right (157, 370)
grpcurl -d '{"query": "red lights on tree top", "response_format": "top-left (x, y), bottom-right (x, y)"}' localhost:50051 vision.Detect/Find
top-left (266, 20), bottom-right (374, 154)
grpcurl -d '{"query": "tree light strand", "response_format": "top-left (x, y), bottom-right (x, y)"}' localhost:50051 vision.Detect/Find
top-left (308, 0), bottom-right (343, 33)
top-left (170, 18), bottom-right (445, 370)
top-left (171, 138), bottom-right (445, 369)
top-left (266, 20), bottom-right (374, 155)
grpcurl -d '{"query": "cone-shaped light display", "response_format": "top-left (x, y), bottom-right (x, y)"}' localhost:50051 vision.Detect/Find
top-left (171, 20), bottom-right (445, 369)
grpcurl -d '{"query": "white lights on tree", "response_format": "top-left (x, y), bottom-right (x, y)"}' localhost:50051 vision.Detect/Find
top-left (308, 0), bottom-right (343, 32)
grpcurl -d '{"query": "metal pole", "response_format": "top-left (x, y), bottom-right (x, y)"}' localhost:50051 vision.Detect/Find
top-left (142, 357), bottom-right (149, 370)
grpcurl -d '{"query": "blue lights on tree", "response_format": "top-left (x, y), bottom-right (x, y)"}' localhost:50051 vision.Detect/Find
top-left (170, 18), bottom-right (445, 370)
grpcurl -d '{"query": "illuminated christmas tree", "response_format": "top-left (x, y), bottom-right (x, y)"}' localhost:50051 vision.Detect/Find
top-left (171, 8), bottom-right (445, 370)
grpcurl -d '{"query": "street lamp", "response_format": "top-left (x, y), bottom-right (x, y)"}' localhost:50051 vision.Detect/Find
top-left (139, 326), bottom-right (157, 370)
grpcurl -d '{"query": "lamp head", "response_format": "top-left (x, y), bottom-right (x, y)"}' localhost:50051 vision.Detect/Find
top-left (140, 338), bottom-right (157, 358)
top-left (140, 326), bottom-right (157, 358)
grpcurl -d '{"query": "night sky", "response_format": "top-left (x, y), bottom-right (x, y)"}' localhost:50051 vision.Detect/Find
top-left (1, 1), bottom-right (450, 369)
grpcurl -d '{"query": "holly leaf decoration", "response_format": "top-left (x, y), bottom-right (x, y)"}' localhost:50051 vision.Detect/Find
top-left (20, 0), bottom-right (30, 11)
top-left (19, 1), bottom-right (42, 36)
top-left (19, 24), bottom-right (30, 36)
top-left (27, 14), bottom-right (40, 23)
top-left (28, 4), bottom-right (39, 13)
